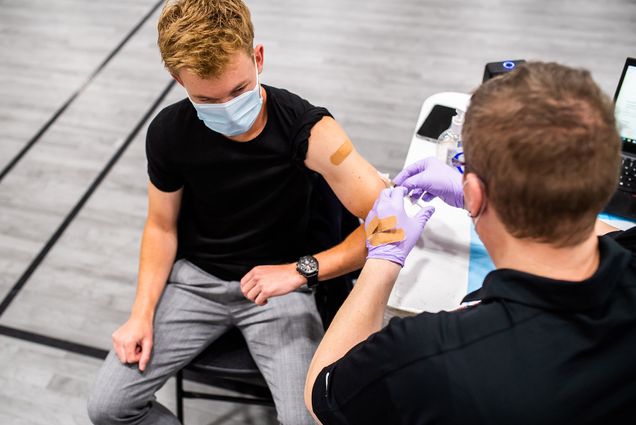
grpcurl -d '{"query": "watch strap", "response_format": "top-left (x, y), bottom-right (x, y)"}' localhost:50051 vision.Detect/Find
top-left (304, 271), bottom-right (319, 288)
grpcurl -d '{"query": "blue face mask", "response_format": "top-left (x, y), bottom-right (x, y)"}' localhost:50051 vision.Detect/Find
top-left (190, 65), bottom-right (263, 137)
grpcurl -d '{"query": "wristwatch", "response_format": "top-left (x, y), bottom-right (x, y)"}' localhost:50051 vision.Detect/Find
top-left (296, 255), bottom-right (319, 289)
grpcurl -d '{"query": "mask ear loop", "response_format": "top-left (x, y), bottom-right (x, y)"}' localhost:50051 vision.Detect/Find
top-left (252, 55), bottom-right (262, 98)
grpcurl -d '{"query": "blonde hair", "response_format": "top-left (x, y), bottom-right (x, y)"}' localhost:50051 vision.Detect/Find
top-left (157, 0), bottom-right (254, 78)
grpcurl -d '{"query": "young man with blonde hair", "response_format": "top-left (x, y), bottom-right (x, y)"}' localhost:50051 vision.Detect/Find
top-left (87, 0), bottom-right (384, 423)
top-left (306, 62), bottom-right (636, 424)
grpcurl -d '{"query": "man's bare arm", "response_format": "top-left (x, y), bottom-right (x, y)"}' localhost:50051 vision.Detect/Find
top-left (239, 116), bottom-right (385, 305)
top-left (111, 182), bottom-right (182, 371)
top-left (304, 116), bottom-right (386, 280)
top-left (131, 182), bottom-right (182, 318)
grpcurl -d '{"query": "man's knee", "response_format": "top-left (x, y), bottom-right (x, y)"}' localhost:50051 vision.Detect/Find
top-left (87, 388), bottom-right (123, 425)
top-left (87, 366), bottom-right (141, 425)
top-left (87, 387), bottom-right (147, 425)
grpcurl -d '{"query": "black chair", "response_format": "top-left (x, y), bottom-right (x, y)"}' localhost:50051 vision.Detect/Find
top-left (175, 174), bottom-right (360, 423)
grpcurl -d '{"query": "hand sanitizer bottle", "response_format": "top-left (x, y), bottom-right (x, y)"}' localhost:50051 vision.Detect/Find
top-left (436, 110), bottom-right (464, 166)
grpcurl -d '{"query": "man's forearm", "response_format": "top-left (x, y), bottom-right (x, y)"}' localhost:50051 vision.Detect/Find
top-left (131, 221), bottom-right (178, 320)
top-left (304, 259), bottom-right (401, 409)
top-left (314, 224), bottom-right (366, 281)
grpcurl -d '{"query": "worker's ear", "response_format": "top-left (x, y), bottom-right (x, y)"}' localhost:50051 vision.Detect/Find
top-left (463, 173), bottom-right (485, 218)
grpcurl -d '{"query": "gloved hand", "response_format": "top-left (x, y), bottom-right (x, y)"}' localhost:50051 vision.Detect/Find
top-left (392, 157), bottom-right (464, 208)
top-left (365, 187), bottom-right (435, 267)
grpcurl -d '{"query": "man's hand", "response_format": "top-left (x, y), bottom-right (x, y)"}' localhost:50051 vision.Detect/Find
top-left (112, 316), bottom-right (154, 372)
top-left (240, 264), bottom-right (306, 305)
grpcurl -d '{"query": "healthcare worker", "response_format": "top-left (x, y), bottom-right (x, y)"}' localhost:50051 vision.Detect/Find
top-left (306, 61), bottom-right (636, 425)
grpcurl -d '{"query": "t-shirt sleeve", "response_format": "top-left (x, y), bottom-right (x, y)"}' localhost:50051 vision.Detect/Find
top-left (311, 313), bottom-right (452, 424)
top-left (145, 114), bottom-right (184, 192)
top-left (290, 106), bottom-right (333, 167)
top-left (265, 86), bottom-right (333, 167)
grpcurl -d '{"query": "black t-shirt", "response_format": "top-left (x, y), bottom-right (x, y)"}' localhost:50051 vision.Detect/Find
top-left (146, 85), bottom-right (332, 281)
top-left (312, 228), bottom-right (636, 424)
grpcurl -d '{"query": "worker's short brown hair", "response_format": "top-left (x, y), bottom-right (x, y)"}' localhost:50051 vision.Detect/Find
top-left (157, 0), bottom-right (254, 78)
top-left (463, 62), bottom-right (620, 246)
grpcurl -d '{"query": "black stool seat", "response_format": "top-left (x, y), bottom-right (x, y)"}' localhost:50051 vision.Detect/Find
top-left (176, 327), bottom-right (274, 422)
top-left (184, 327), bottom-right (268, 388)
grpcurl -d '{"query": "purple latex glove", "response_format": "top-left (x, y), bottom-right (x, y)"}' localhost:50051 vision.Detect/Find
top-left (393, 157), bottom-right (464, 208)
top-left (365, 187), bottom-right (435, 267)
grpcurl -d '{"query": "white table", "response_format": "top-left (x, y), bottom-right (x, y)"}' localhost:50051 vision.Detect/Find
top-left (387, 92), bottom-right (473, 314)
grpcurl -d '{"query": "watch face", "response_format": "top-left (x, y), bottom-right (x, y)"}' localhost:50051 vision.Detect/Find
top-left (298, 255), bottom-right (318, 275)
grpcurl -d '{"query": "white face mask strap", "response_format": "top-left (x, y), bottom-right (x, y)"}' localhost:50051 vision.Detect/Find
top-left (253, 55), bottom-right (260, 90)
top-left (471, 198), bottom-right (487, 227)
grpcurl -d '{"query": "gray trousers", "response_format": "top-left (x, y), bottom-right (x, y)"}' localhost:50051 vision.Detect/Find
top-left (87, 259), bottom-right (323, 425)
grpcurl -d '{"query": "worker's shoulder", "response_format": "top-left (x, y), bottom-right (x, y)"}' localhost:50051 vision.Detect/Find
top-left (378, 301), bottom-right (529, 367)
top-left (607, 226), bottom-right (636, 258)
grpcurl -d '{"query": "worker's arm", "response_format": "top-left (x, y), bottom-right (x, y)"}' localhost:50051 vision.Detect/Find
top-left (304, 259), bottom-right (401, 423)
top-left (304, 187), bottom-right (435, 420)
top-left (111, 182), bottom-right (182, 371)
top-left (240, 116), bottom-right (386, 305)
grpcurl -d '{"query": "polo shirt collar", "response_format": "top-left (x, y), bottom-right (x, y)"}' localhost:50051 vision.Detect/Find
top-left (463, 236), bottom-right (632, 312)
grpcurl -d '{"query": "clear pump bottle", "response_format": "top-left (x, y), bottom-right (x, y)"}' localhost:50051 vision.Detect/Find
top-left (436, 110), bottom-right (464, 166)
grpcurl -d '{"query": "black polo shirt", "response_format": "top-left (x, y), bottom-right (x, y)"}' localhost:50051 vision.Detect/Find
top-left (312, 228), bottom-right (636, 424)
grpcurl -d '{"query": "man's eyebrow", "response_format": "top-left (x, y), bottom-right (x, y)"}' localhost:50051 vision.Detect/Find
top-left (195, 80), bottom-right (250, 101)
top-left (230, 80), bottom-right (249, 92)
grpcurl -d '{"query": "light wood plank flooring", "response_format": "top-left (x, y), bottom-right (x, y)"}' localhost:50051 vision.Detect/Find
top-left (0, 0), bottom-right (634, 423)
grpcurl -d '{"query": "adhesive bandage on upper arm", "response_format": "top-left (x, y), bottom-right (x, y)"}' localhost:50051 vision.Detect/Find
top-left (329, 139), bottom-right (354, 165)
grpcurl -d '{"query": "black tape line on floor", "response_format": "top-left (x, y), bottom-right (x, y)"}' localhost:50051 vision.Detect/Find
top-left (0, 80), bottom-right (176, 318)
top-left (0, 324), bottom-right (108, 360)
top-left (0, 0), bottom-right (165, 183)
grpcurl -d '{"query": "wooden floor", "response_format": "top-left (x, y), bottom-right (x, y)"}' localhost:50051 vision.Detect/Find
top-left (0, 0), bottom-right (634, 423)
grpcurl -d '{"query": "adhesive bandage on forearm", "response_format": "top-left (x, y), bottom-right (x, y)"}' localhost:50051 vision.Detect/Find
top-left (329, 139), bottom-right (354, 165)
top-left (365, 215), bottom-right (405, 246)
